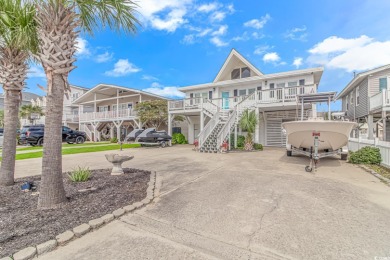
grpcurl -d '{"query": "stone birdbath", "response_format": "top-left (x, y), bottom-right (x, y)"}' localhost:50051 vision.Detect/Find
top-left (105, 154), bottom-right (134, 175)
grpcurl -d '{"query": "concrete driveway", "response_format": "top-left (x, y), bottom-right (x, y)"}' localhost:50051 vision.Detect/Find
top-left (14, 145), bottom-right (390, 259)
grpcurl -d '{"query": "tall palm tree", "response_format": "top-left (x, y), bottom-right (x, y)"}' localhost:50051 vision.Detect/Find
top-left (239, 109), bottom-right (258, 151)
top-left (34, 0), bottom-right (139, 209)
top-left (19, 104), bottom-right (44, 124)
top-left (0, 0), bottom-right (38, 186)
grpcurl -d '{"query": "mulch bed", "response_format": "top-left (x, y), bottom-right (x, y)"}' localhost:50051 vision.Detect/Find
top-left (0, 168), bottom-right (150, 258)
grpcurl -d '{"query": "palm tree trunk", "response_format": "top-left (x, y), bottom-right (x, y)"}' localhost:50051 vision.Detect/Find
top-left (0, 90), bottom-right (20, 186)
top-left (38, 74), bottom-right (67, 208)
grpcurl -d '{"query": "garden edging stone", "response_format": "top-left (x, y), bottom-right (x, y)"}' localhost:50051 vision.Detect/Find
top-left (7, 170), bottom-right (157, 260)
top-left (358, 165), bottom-right (390, 186)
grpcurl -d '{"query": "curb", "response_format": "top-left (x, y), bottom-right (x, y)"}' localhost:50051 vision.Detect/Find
top-left (5, 171), bottom-right (157, 260)
top-left (358, 165), bottom-right (390, 186)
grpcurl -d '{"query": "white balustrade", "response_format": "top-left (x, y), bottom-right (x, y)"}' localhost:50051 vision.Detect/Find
top-left (79, 109), bottom-right (136, 122)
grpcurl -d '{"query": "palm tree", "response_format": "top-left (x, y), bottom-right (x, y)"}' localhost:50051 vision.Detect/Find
top-left (239, 109), bottom-right (258, 151)
top-left (0, 0), bottom-right (38, 186)
top-left (19, 104), bottom-right (44, 124)
top-left (34, 0), bottom-right (139, 209)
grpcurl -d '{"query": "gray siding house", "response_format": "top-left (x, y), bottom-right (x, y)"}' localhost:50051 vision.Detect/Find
top-left (336, 64), bottom-right (390, 141)
top-left (0, 91), bottom-right (42, 110)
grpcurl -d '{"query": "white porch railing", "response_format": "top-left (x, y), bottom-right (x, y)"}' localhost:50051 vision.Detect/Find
top-left (349, 137), bottom-right (390, 167)
top-left (62, 114), bottom-right (79, 123)
top-left (370, 90), bottom-right (390, 112)
top-left (80, 124), bottom-right (93, 141)
top-left (197, 109), bottom-right (220, 148)
top-left (79, 109), bottom-right (137, 122)
top-left (168, 84), bottom-right (317, 112)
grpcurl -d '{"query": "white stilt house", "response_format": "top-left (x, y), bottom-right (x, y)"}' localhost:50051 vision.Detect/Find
top-left (73, 84), bottom-right (169, 141)
top-left (168, 49), bottom-right (323, 152)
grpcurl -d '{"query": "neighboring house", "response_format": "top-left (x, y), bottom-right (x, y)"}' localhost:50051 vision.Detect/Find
top-left (29, 85), bottom-right (90, 128)
top-left (0, 91), bottom-right (42, 110)
top-left (73, 84), bottom-right (170, 142)
top-left (336, 64), bottom-right (390, 141)
top-left (168, 49), bottom-right (323, 151)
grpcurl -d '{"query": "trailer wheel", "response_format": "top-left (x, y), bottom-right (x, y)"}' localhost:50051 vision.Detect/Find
top-left (160, 141), bottom-right (166, 148)
top-left (287, 150), bottom-right (292, 157)
top-left (340, 153), bottom-right (348, 161)
top-left (305, 166), bottom-right (313, 172)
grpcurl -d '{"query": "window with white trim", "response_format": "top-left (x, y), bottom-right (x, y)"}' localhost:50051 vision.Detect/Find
top-left (238, 89), bottom-right (247, 96)
top-left (276, 83), bottom-right (285, 88)
top-left (346, 95), bottom-right (349, 110)
top-left (288, 81), bottom-right (297, 87)
top-left (248, 88), bottom-right (256, 95)
top-left (356, 86), bottom-right (360, 106)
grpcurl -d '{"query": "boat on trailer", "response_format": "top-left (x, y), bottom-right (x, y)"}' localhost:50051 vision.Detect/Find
top-left (282, 92), bottom-right (357, 172)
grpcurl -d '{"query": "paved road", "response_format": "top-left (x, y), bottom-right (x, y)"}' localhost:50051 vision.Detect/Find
top-left (14, 145), bottom-right (390, 259)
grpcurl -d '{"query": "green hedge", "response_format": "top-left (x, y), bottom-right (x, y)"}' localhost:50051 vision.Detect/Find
top-left (253, 143), bottom-right (263, 150)
top-left (349, 146), bottom-right (381, 164)
top-left (172, 133), bottom-right (188, 144)
top-left (230, 134), bottom-right (245, 148)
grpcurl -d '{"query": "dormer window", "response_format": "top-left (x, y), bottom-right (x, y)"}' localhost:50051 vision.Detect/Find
top-left (231, 67), bottom-right (251, 80)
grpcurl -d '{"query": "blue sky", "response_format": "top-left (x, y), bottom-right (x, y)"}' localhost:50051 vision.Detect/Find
top-left (25, 0), bottom-right (390, 110)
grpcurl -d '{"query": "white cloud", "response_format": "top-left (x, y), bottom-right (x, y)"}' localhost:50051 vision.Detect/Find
top-left (231, 32), bottom-right (250, 42)
top-left (137, 0), bottom-right (192, 32)
top-left (28, 65), bottom-right (45, 78)
top-left (142, 75), bottom-right (159, 81)
top-left (210, 11), bottom-right (226, 22)
top-left (309, 35), bottom-right (372, 54)
top-left (210, 36), bottom-right (228, 47)
top-left (104, 59), bottom-right (141, 77)
top-left (95, 51), bottom-right (114, 63)
top-left (254, 45), bottom-right (271, 55)
top-left (182, 34), bottom-right (195, 44)
top-left (143, 82), bottom-right (185, 98)
top-left (251, 32), bottom-right (264, 39)
top-left (198, 2), bottom-right (219, 13)
top-left (244, 14), bottom-right (271, 29)
top-left (285, 26), bottom-right (307, 41)
top-left (76, 37), bottom-right (90, 56)
top-left (307, 35), bottom-right (390, 72)
top-left (293, 57), bottom-right (303, 68)
top-left (263, 52), bottom-right (280, 63)
top-left (197, 28), bottom-right (212, 37)
top-left (211, 25), bottom-right (228, 36)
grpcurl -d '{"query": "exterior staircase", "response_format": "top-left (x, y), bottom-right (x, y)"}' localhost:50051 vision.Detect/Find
top-left (197, 92), bottom-right (257, 153)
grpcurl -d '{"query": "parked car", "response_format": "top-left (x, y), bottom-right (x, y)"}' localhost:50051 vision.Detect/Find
top-left (20, 125), bottom-right (45, 145)
top-left (26, 126), bottom-right (86, 146)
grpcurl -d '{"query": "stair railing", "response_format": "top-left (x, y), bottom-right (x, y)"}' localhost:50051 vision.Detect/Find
top-left (217, 92), bottom-right (256, 150)
top-left (197, 107), bottom-right (220, 149)
top-left (202, 99), bottom-right (218, 116)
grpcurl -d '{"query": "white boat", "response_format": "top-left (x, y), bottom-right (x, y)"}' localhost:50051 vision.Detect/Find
top-left (282, 118), bottom-right (357, 151)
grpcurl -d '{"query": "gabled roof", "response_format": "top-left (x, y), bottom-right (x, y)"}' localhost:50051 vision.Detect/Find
top-left (213, 49), bottom-right (263, 83)
top-left (336, 64), bottom-right (390, 99)
top-left (72, 84), bottom-right (170, 104)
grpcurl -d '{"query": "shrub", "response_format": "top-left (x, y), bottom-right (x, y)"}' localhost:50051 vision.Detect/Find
top-left (253, 143), bottom-right (263, 150)
top-left (172, 133), bottom-right (188, 144)
top-left (110, 137), bottom-right (118, 143)
top-left (68, 166), bottom-right (91, 182)
top-left (349, 146), bottom-right (381, 165)
top-left (229, 134), bottom-right (245, 148)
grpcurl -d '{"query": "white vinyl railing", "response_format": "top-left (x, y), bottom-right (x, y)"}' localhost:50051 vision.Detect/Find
top-left (370, 90), bottom-right (390, 112)
top-left (62, 114), bottom-right (79, 123)
top-left (217, 92), bottom-right (256, 150)
top-left (79, 109), bottom-right (136, 122)
top-left (197, 108), bottom-right (220, 148)
top-left (80, 124), bottom-right (93, 141)
top-left (168, 85), bottom-right (316, 112)
top-left (349, 137), bottom-right (390, 167)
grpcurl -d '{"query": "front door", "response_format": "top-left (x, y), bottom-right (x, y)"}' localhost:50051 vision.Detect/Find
top-left (222, 92), bottom-right (230, 109)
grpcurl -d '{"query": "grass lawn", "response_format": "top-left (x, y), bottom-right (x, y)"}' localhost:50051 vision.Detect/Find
top-left (1, 143), bottom-right (141, 161)
top-left (16, 142), bottom-right (112, 151)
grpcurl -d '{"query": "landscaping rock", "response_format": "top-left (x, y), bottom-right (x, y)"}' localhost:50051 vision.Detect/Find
top-left (133, 202), bottom-right (144, 209)
top-left (56, 230), bottom-right (75, 245)
top-left (89, 218), bottom-right (104, 229)
top-left (142, 198), bottom-right (151, 204)
top-left (123, 205), bottom-right (136, 212)
top-left (13, 246), bottom-right (36, 260)
top-left (73, 223), bottom-right (91, 237)
top-left (101, 214), bottom-right (115, 223)
top-left (36, 240), bottom-right (57, 255)
top-left (113, 208), bottom-right (125, 218)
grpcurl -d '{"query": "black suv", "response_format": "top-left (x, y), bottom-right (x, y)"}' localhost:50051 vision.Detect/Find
top-left (26, 126), bottom-right (86, 146)
top-left (20, 125), bottom-right (45, 145)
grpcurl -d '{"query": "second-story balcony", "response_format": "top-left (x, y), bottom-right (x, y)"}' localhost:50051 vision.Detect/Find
top-left (169, 85), bottom-right (316, 112)
top-left (370, 90), bottom-right (390, 112)
top-left (79, 109), bottom-right (137, 122)
top-left (62, 114), bottom-right (79, 123)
